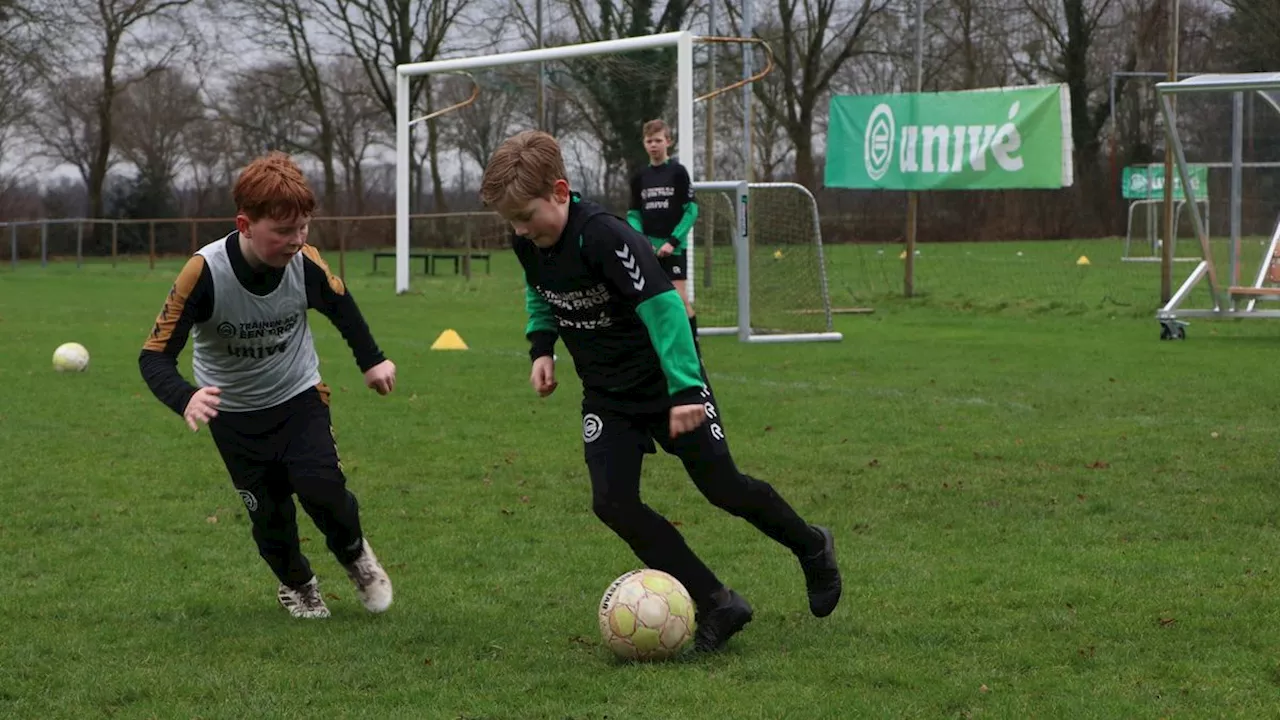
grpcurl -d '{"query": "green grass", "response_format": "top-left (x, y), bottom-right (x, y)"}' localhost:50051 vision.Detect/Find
top-left (4, 243), bottom-right (1280, 717)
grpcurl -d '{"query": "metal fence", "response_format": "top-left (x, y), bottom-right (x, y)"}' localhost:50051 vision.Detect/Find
top-left (2, 211), bottom-right (510, 280)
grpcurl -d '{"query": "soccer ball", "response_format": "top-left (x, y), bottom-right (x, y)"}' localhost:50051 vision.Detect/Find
top-left (598, 569), bottom-right (695, 661)
top-left (52, 342), bottom-right (90, 373)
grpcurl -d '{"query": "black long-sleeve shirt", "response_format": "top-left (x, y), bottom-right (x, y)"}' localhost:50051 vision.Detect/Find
top-left (139, 233), bottom-right (385, 415)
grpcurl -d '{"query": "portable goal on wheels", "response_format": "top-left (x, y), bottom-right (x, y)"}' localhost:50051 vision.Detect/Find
top-left (1155, 73), bottom-right (1280, 339)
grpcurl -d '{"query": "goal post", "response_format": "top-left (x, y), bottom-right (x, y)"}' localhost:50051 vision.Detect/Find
top-left (394, 31), bottom-right (696, 295)
top-left (692, 181), bottom-right (843, 343)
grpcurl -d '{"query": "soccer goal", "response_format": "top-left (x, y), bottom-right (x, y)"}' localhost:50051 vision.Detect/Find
top-left (1119, 162), bottom-right (1207, 264)
top-left (393, 31), bottom-right (840, 343)
top-left (394, 32), bottom-right (699, 295)
top-left (691, 181), bottom-right (842, 342)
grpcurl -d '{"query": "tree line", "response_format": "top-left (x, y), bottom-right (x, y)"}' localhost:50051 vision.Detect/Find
top-left (2, 0), bottom-right (1280, 243)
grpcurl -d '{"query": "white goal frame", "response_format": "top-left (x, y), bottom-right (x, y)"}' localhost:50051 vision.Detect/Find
top-left (394, 32), bottom-right (841, 344)
top-left (693, 181), bottom-right (843, 343)
top-left (394, 31), bottom-right (695, 295)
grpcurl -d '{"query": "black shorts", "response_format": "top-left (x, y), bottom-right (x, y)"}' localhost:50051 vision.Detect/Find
top-left (581, 384), bottom-right (729, 463)
top-left (208, 385), bottom-right (343, 505)
top-left (657, 252), bottom-right (687, 281)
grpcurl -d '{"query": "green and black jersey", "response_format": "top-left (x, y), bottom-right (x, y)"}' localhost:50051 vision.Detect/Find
top-left (513, 193), bottom-right (704, 411)
top-left (627, 160), bottom-right (698, 254)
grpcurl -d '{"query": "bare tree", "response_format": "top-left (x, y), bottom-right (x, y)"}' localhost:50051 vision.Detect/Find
top-left (929, 0), bottom-right (1018, 89)
top-left (115, 67), bottom-right (203, 198)
top-left (0, 0), bottom-right (40, 204)
top-left (1220, 0), bottom-right (1280, 70)
top-left (442, 71), bottom-right (528, 172)
top-left (326, 58), bottom-right (386, 214)
top-left (180, 113), bottom-right (236, 216)
top-left (715, 60), bottom-right (798, 182)
top-left (1011, 0), bottom-right (1129, 172)
top-left (215, 62), bottom-right (316, 164)
top-left (225, 0), bottom-right (339, 212)
top-left (32, 75), bottom-right (108, 195)
top-left (559, 0), bottom-right (692, 182)
top-left (41, 0), bottom-right (197, 218)
top-left (726, 0), bottom-right (891, 190)
top-left (314, 0), bottom-right (477, 212)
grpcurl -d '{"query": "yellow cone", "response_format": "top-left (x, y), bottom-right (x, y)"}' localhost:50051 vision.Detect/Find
top-left (1076, 255), bottom-right (1091, 266)
top-left (431, 329), bottom-right (468, 350)
top-left (899, 250), bottom-right (907, 259)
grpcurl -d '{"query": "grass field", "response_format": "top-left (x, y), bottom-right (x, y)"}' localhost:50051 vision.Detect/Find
top-left (5, 241), bottom-right (1280, 718)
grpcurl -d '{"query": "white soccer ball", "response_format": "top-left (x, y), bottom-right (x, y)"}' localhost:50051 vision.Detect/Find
top-left (52, 342), bottom-right (90, 373)
top-left (598, 569), bottom-right (695, 661)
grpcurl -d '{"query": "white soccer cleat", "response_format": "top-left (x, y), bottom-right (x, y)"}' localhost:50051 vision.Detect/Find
top-left (343, 538), bottom-right (393, 613)
top-left (277, 576), bottom-right (330, 619)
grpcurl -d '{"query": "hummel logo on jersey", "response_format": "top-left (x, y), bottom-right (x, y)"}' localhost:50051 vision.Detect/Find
top-left (614, 244), bottom-right (645, 291)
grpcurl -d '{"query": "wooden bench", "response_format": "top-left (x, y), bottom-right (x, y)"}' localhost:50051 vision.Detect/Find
top-left (1228, 286), bottom-right (1280, 298)
top-left (372, 251), bottom-right (491, 275)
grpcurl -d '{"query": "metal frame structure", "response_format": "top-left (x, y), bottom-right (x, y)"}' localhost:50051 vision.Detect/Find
top-left (1155, 73), bottom-right (1280, 338)
top-left (693, 181), bottom-right (843, 343)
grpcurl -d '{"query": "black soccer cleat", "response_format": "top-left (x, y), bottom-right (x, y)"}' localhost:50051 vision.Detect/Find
top-left (800, 525), bottom-right (842, 618)
top-left (693, 589), bottom-right (754, 653)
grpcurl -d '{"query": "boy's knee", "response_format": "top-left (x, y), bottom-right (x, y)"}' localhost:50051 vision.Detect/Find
top-left (592, 496), bottom-right (640, 529)
top-left (688, 460), bottom-right (756, 512)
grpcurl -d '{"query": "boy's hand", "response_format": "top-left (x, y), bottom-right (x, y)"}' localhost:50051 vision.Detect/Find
top-left (183, 387), bottom-right (221, 432)
top-left (531, 355), bottom-right (558, 397)
top-left (657, 241), bottom-right (675, 258)
top-left (364, 359), bottom-right (397, 395)
top-left (669, 403), bottom-right (707, 438)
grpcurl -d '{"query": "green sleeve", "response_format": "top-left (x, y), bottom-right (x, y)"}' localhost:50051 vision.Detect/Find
top-left (634, 290), bottom-right (702, 397)
top-left (669, 201), bottom-right (699, 252)
top-left (626, 210), bottom-right (644, 233)
top-left (524, 283), bottom-right (556, 336)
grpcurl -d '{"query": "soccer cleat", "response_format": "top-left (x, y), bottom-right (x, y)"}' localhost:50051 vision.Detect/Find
top-left (693, 589), bottom-right (754, 653)
top-left (277, 576), bottom-right (330, 619)
top-left (342, 538), bottom-right (393, 613)
top-left (800, 525), bottom-right (842, 618)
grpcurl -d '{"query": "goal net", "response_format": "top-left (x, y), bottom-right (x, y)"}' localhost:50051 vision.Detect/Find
top-left (691, 181), bottom-right (841, 342)
top-left (392, 31), bottom-right (842, 343)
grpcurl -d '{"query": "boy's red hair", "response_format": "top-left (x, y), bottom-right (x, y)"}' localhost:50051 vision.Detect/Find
top-left (233, 151), bottom-right (316, 221)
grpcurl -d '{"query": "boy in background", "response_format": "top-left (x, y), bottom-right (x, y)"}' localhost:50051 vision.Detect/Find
top-left (628, 119), bottom-right (700, 333)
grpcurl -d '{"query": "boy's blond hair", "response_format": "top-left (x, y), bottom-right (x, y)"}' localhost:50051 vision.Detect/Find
top-left (642, 119), bottom-right (672, 140)
top-left (234, 151), bottom-right (316, 221)
top-left (480, 130), bottom-right (568, 208)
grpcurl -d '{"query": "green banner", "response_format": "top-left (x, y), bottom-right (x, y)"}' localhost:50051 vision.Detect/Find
top-left (825, 84), bottom-right (1073, 190)
top-left (1121, 164), bottom-right (1208, 201)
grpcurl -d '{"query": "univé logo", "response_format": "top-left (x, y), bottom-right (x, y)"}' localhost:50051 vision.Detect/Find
top-left (864, 103), bottom-right (895, 180)
top-left (863, 100), bottom-right (1027, 179)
